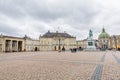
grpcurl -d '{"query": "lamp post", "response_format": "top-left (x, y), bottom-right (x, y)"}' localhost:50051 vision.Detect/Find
top-left (113, 35), bottom-right (117, 50)
top-left (56, 31), bottom-right (61, 52)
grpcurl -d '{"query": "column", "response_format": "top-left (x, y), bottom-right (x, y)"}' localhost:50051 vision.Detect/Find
top-left (16, 41), bottom-right (18, 52)
top-left (10, 40), bottom-right (12, 52)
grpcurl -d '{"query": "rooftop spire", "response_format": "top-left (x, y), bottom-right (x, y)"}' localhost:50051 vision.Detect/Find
top-left (102, 28), bottom-right (105, 32)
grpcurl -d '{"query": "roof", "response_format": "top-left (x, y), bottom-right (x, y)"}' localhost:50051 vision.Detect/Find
top-left (99, 28), bottom-right (110, 39)
top-left (1, 35), bottom-right (24, 39)
top-left (23, 35), bottom-right (32, 40)
top-left (110, 35), bottom-right (120, 39)
top-left (41, 31), bottom-right (75, 38)
top-left (0, 34), bottom-right (29, 40)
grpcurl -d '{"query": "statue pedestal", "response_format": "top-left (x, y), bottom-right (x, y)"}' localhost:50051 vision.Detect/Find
top-left (85, 38), bottom-right (96, 51)
top-left (85, 29), bottom-right (97, 51)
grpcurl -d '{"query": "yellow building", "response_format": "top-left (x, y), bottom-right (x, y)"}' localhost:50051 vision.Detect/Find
top-left (110, 35), bottom-right (120, 49)
top-left (76, 39), bottom-right (87, 49)
top-left (0, 34), bottom-right (25, 52)
top-left (24, 35), bottom-right (40, 52)
top-left (39, 31), bottom-right (76, 51)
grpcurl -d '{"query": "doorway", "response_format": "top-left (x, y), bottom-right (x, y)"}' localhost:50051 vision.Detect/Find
top-left (18, 41), bottom-right (22, 52)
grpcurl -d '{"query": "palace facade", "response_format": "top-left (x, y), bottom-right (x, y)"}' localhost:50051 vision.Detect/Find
top-left (109, 35), bottom-right (120, 49)
top-left (39, 31), bottom-right (77, 51)
top-left (0, 34), bottom-right (25, 52)
top-left (1, 28), bottom-right (120, 53)
top-left (76, 39), bottom-right (87, 49)
top-left (0, 31), bottom-right (77, 52)
top-left (0, 34), bottom-right (40, 52)
top-left (24, 35), bottom-right (40, 52)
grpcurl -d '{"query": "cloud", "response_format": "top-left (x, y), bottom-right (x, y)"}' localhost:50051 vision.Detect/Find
top-left (0, 0), bottom-right (120, 39)
top-left (0, 23), bottom-right (19, 36)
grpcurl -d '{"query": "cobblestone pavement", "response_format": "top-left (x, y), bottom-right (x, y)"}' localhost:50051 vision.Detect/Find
top-left (0, 51), bottom-right (120, 80)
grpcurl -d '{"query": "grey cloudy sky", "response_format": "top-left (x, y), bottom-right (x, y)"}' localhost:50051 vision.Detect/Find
top-left (0, 0), bottom-right (120, 40)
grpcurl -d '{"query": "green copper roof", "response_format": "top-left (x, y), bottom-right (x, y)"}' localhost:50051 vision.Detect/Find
top-left (99, 28), bottom-right (110, 38)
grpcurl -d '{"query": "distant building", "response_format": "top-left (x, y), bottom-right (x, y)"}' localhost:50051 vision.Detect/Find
top-left (2, 28), bottom-right (120, 53)
top-left (0, 34), bottom-right (40, 52)
top-left (39, 31), bottom-right (76, 51)
top-left (109, 35), bottom-right (120, 49)
top-left (24, 35), bottom-right (39, 52)
top-left (76, 39), bottom-right (87, 49)
top-left (98, 28), bottom-right (110, 49)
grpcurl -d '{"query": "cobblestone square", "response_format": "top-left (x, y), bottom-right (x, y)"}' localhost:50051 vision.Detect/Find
top-left (0, 51), bottom-right (120, 80)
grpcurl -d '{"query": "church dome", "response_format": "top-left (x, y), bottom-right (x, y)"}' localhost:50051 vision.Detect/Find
top-left (99, 28), bottom-right (110, 39)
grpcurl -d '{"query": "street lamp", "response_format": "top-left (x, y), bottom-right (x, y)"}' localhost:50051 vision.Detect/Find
top-left (56, 31), bottom-right (61, 52)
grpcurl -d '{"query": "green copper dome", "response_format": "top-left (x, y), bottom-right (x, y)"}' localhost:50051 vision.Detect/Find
top-left (99, 28), bottom-right (110, 39)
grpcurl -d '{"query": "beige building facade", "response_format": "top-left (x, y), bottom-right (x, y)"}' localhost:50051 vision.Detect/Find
top-left (0, 34), bottom-right (25, 52)
top-left (109, 35), bottom-right (120, 49)
top-left (76, 39), bottom-right (87, 49)
top-left (24, 35), bottom-right (39, 52)
top-left (2, 29), bottom-right (120, 53)
top-left (0, 34), bottom-right (40, 53)
top-left (39, 31), bottom-right (76, 51)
